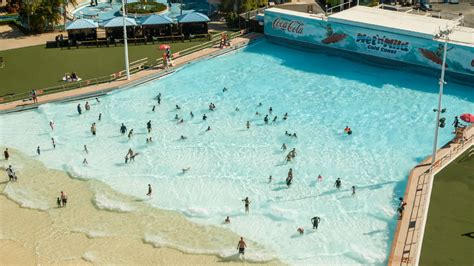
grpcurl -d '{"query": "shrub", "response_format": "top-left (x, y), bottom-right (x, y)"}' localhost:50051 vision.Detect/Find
top-left (126, 2), bottom-right (167, 14)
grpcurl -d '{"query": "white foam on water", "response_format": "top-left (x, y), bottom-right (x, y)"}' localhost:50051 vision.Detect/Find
top-left (72, 228), bottom-right (110, 238)
top-left (92, 193), bottom-right (135, 213)
top-left (82, 251), bottom-right (96, 263)
top-left (143, 233), bottom-right (275, 263)
top-left (3, 184), bottom-right (50, 211)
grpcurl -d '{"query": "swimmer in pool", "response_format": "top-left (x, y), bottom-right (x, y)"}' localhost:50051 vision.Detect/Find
top-left (120, 123), bottom-right (127, 134)
top-left (175, 114), bottom-right (179, 120)
top-left (334, 178), bottom-right (342, 189)
top-left (283, 113), bottom-right (288, 120)
top-left (147, 120), bottom-right (152, 133)
top-left (281, 143), bottom-right (287, 150)
top-left (311, 216), bottom-right (321, 229)
top-left (190, 111), bottom-right (194, 118)
top-left (176, 104), bottom-right (181, 110)
top-left (203, 114), bottom-right (207, 120)
top-left (242, 197), bottom-right (250, 213)
top-left (235, 107), bottom-right (239, 112)
top-left (146, 184), bottom-right (152, 196)
top-left (182, 167), bottom-right (191, 174)
top-left (237, 237), bottom-right (247, 258)
top-left (344, 126), bottom-right (352, 135)
top-left (269, 107), bottom-right (273, 114)
top-left (128, 129), bottom-right (134, 139)
top-left (206, 126), bottom-right (211, 131)
top-left (225, 216), bottom-right (230, 223)
top-left (297, 228), bottom-right (304, 235)
top-left (258, 103), bottom-right (262, 107)
top-left (264, 115), bottom-right (269, 124)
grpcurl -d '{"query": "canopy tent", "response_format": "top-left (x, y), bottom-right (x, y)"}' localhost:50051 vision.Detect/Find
top-left (140, 14), bottom-right (176, 38)
top-left (103, 17), bottom-right (139, 39)
top-left (66, 18), bottom-right (98, 30)
top-left (66, 18), bottom-right (99, 42)
top-left (103, 16), bottom-right (137, 28)
top-left (176, 12), bottom-right (210, 37)
top-left (140, 14), bottom-right (174, 26)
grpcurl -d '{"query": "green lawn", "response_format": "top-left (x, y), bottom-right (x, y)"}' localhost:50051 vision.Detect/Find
top-left (420, 147), bottom-right (474, 265)
top-left (0, 41), bottom-right (206, 97)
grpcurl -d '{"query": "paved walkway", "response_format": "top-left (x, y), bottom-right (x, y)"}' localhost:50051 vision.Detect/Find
top-left (0, 33), bottom-right (260, 111)
top-left (389, 125), bottom-right (474, 265)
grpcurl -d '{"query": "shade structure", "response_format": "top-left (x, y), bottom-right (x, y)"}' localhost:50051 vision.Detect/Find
top-left (176, 12), bottom-right (210, 23)
top-left (104, 16), bottom-right (137, 28)
top-left (460, 113), bottom-right (474, 123)
top-left (141, 14), bottom-right (174, 26)
top-left (66, 18), bottom-right (98, 30)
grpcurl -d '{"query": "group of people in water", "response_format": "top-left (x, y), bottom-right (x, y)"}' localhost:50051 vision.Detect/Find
top-left (3, 85), bottom-right (371, 259)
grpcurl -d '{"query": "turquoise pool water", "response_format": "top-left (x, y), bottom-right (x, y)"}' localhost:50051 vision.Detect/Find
top-left (1, 40), bottom-right (473, 264)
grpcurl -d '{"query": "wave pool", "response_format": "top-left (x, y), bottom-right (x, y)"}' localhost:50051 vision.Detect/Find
top-left (1, 39), bottom-right (473, 264)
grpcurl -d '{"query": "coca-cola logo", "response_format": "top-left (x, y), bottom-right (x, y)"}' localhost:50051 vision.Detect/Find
top-left (272, 18), bottom-right (304, 34)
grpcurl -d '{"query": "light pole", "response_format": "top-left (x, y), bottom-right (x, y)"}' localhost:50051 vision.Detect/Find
top-left (414, 25), bottom-right (451, 266)
top-left (122, 0), bottom-right (131, 80)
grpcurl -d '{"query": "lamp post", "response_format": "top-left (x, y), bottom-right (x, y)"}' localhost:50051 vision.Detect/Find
top-left (122, 0), bottom-right (130, 80)
top-left (414, 25), bottom-right (450, 266)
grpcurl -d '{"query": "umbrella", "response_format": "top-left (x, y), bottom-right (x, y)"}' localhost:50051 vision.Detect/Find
top-left (159, 44), bottom-right (170, 50)
top-left (460, 113), bottom-right (474, 123)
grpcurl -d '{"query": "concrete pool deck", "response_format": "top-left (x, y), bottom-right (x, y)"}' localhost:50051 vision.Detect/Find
top-left (389, 125), bottom-right (474, 265)
top-left (0, 33), bottom-right (261, 112)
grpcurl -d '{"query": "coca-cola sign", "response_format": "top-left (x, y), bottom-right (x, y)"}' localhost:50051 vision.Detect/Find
top-left (272, 17), bottom-right (304, 34)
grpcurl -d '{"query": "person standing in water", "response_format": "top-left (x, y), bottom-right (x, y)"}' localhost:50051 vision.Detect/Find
top-left (242, 197), bottom-right (250, 213)
top-left (128, 129), bottom-right (134, 139)
top-left (246, 121), bottom-right (250, 129)
top-left (147, 120), bottom-right (152, 133)
top-left (49, 121), bottom-right (55, 131)
top-left (146, 184), bottom-right (152, 197)
top-left (51, 138), bottom-right (56, 149)
top-left (4, 148), bottom-right (10, 160)
top-left (311, 216), bottom-right (321, 229)
top-left (60, 191), bottom-right (68, 207)
top-left (334, 178), bottom-right (342, 189)
top-left (98, 113), bottom-right (102, 121)
top-left (37, 146), bottom-right (41, 155)
top-left (352, 186), bottom-right (356, 196)
top-left (120, 123), bottom-right (127, 135)
top-left (77, 104), bottom-right (82, 115)
top-left (452, 116), bottom-right (459, 128)
top-left (91, 123), bottom-right (97, 135)
top-left (84, 145), bottom-right (88, 154)
top-left (237, 237), bottom-right (247, 258)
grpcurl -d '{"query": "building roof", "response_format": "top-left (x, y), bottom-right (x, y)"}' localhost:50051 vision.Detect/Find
top-left (103, 16), bottom-right (137, 28)
top-left (177, 12), bottom-right (210, 23)
top-left (328, 6), bottom-right (459, 40)
top-left (140, 14), bottom-right (174, 25)
top-left (66, 18), bottom-right (98, 30)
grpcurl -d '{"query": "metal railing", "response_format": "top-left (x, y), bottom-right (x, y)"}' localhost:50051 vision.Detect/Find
top-left (399, 128), bottom-right (473, 265)
top-left (325, 0), bottom-right (356, 15)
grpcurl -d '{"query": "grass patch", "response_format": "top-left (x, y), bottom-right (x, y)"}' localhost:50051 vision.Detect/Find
top-left (0, 41), bottom-right (206, 97)
top-left (419, 147), bottom-right (474, 265)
